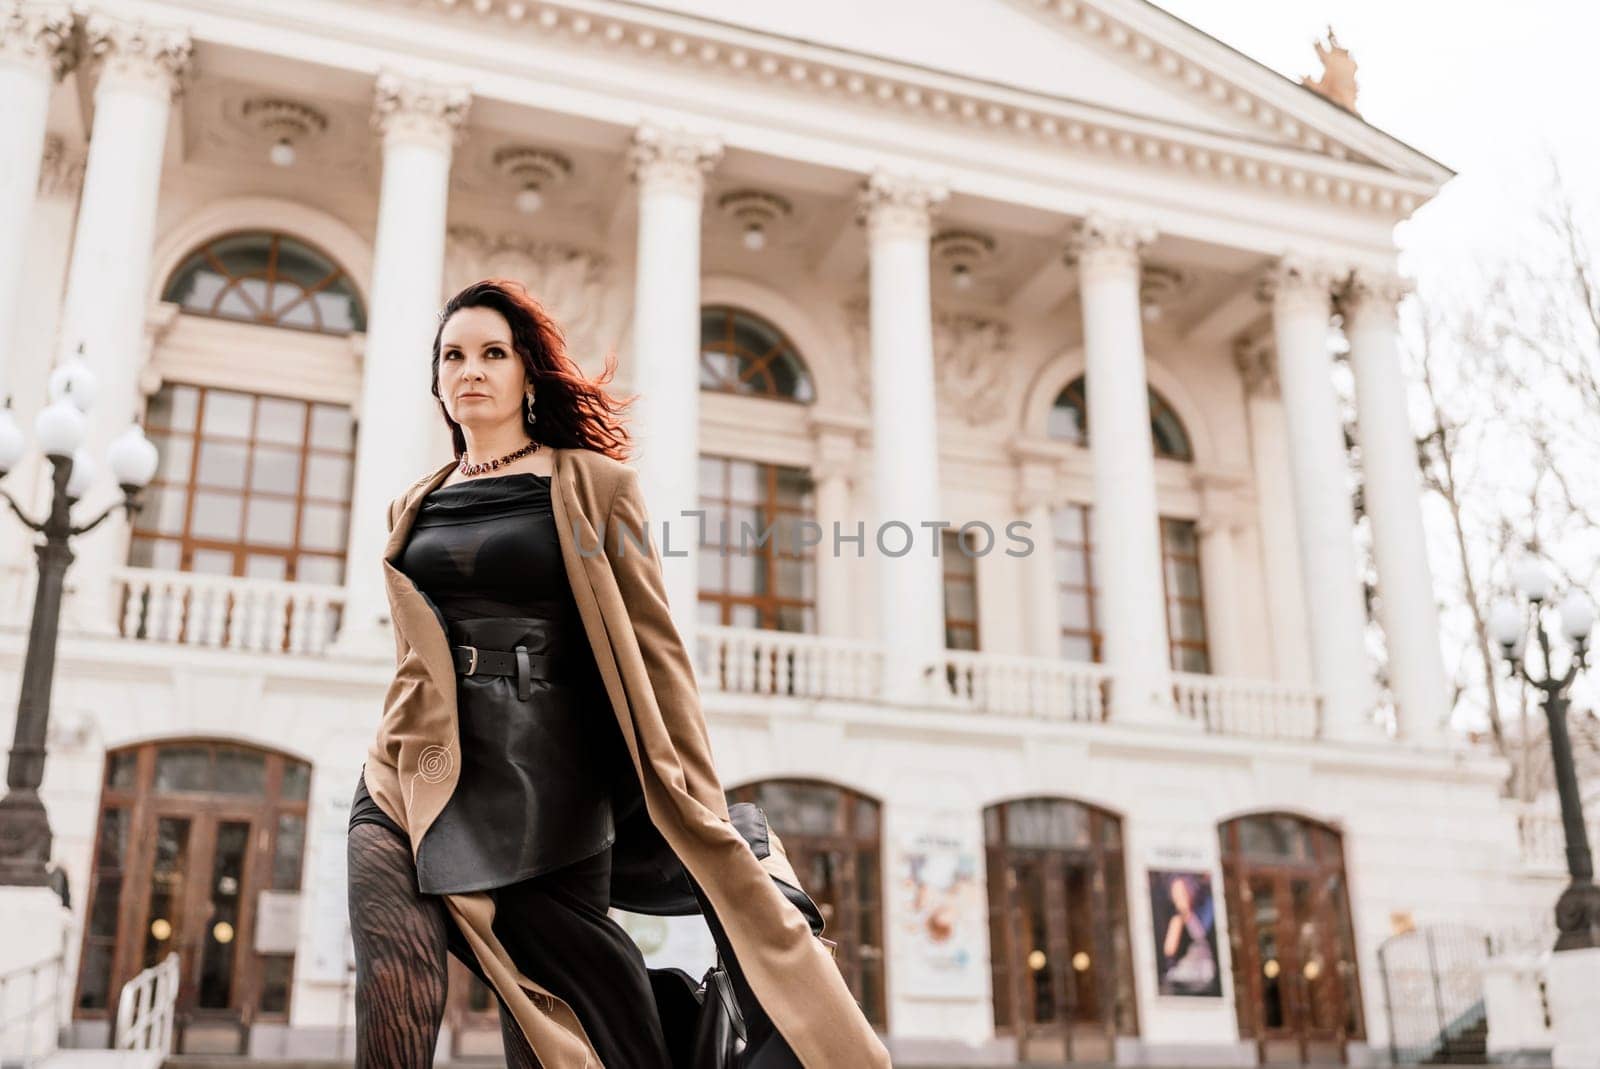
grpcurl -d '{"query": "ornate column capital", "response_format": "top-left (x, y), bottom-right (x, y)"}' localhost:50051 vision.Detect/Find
top-left (628, 124), bottom-right (722, 197)
top-left (1337, 267), bottom-right (1413, 327)
top-left (1, 2), bottom-right (76, 80)
top-left (857, 170), bottom-right (946, 243)
top-left (1257, 254), bottom-right (1339, 317)
top-left (84, 12), bottom-right (192, 99)
top-left (372, 71), bottom-right (471, 152)
top-left (37, 132), bottom-right (85, 198)
top-left (1064, 213), bottom-right (1155, 281)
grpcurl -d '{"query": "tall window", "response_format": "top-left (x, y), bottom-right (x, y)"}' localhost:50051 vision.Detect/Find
top-left (1048, 375), bottom-right (1193, 461)
top-left (1161, 518), bottom-right (1210, 673)
top-left (1053, 504), bottom-right (1100, 662)
top-left (1053, 506), bottom-right (1210, 673)
top-left (700, 306), bottom-right (815, 402)
top-left (728, 780), bottom-right (886, 1028)
top-left (130, 384), bottom-right (356, 584)
top-left (697, 455), bottom-right (816, 632)
top-left (942, 528), bottom-right (981, 650)
top-left (163, 232), bottom-right (365, 334)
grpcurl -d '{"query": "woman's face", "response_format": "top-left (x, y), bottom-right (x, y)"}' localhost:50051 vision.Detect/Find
top-left (438, 305), bottom-right (526, 435)
top-left (1170, 878), bottom-right (1192, 913)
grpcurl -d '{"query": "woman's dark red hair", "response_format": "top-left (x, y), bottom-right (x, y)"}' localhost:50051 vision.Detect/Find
top-left (430, 278), bottom-right (634, 462)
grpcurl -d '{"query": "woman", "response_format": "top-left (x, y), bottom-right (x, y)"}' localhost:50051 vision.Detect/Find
top-left (346, 279), bottom-right (890, 1069)
top-left (1159, 874), bottom-right (1218, 996)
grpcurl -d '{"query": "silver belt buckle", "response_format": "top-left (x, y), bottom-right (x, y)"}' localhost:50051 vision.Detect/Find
top-left (462, 645), bottom-right (479, 674)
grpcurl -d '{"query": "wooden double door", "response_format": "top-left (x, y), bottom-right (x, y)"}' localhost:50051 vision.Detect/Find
top-left (985, 799), bottom-right (1137, 1062)
top-left (76, 742), bottom-right (309, 1054)
top-left (1220, 814), bottom-right (1365, 1064)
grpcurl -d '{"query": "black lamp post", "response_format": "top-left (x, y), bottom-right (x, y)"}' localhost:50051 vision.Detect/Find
top-left (1490, 562), bottom-right (1600, 952)
top-left (0, 351), bottom-right (159, 887)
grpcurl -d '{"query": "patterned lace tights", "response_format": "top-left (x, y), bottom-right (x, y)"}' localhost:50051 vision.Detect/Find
top-left (346, 822), bottom-right (540, 1069)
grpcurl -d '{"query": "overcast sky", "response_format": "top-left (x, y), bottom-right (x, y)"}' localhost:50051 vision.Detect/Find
top-left (1151, 1), bottom-right (1598, 274)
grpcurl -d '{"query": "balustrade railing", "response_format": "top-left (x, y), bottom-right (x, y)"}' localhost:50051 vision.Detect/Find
top-left (114, 568), bottom-right (344, 655)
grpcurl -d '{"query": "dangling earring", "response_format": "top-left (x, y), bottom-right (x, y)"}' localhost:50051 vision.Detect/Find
top-left (524, 388), bottom-right (537, 426)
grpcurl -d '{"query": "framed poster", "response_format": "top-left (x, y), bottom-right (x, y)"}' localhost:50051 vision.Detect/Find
top-left (892, 825), bottom-right (984, 998)
top-left (1148, 869), bottom-right (1222, 997)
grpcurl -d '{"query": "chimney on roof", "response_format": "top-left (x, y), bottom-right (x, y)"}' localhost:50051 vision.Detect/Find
top-left (1301, 25), bottom-right (1359, 114)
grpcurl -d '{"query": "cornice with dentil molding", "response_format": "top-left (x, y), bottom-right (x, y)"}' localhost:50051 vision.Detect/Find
top-left (84, 12), bottom-right (192, 97)
top-left (371, 70), bottom-right (471, 151)
top-left (1, 2), bottom-right (75, 80)
top-left (628, 124), bottom-right (723, 197)
top-left (393, 0), bottom-right (1432, 218)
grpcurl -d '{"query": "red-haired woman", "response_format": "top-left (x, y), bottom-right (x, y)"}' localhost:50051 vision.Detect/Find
top-left (345, 280), bottom-right (890, 1069)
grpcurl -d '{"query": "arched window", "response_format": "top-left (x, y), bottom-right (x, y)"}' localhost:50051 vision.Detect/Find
top-left (163, 231), bottom-right (365, 335)
top-left (700, 306), bottom-right (815, 402)
top-left (1048, 376), bottom-right (1194, 461)
top-left (727, 779), bottom-right (885, 1027)
top-left (1219, 813), bottom-right (1365, 1061)
top-left (984, 797), bottom-right (1138, 1060)
top-left (74, 740), bottom-right (310, 1050)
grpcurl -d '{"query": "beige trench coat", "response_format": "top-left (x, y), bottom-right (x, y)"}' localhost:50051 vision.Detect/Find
top-left (360, 445), bottom-right (892, 1068)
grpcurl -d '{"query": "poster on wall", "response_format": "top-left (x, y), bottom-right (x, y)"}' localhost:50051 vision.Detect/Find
top-left (892, 825), bottom-right (985, 998)
top-left (1148, 869), bottom-right (1223, 997)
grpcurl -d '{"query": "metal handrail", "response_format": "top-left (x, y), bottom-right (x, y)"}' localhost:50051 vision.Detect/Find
top-left (114, 952), bottom-right (180, 1054)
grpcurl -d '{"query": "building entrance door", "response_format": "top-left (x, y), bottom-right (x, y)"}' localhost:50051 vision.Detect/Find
top-left (75, 742), bottom-right (311, 1053)
top-left (984, 798), bottom-right (1137, 1062)
top-left (1220, 814), bottom-right (1365, 1064)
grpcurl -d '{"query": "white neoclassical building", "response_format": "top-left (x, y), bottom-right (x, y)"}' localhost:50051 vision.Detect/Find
top-left (0, 0), bottom-right (1578, 1064)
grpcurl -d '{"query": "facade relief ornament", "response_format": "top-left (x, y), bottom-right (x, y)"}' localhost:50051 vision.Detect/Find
top-left (83, 12), bottom-right (192, 98)
top-left (36, 132), bottom-right (85, 198)
top-left (628, 124), bottom-right (722, 197)
top-left (1064, 213), bottom-right (1155, 280)
top-left (1, 2), bottom-right (76, 80)
top-left (443, 226), bottom-right (630, 368)
top-left (933, 311), bottom-right (1012, 426)
top-left (857, 170), bottom-right (947, 243)
top-left (1232, 333), bottom-right (1278, 398)
top-left (372, 71), bottom-right (471, 152)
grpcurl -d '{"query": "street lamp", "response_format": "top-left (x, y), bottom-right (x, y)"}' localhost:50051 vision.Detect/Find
top-left (0, 350), bottom-right (159, 886)
top-left (1490, 560), bottom-right (1600, 952)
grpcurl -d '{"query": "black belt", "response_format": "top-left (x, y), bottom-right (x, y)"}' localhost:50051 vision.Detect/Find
top-left (452, 644), bottom-right (562, 701)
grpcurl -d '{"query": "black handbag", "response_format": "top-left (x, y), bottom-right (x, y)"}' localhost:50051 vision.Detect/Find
top-left (647, 958), bottom-right (744, 1068)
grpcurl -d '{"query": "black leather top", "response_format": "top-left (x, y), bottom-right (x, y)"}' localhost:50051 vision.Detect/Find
top-left (377, 472), bottom-right (641, 894)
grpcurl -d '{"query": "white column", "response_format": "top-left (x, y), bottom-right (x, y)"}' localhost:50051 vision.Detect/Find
top-left (626, 125), bottom-right (721, 636)
top-left (809, 416), bottom-right (862, 639)
top-left (1341, 270), bottom-right (1452, 746)
top-left (55, 13), bottom-right (191, 635)
top-left (1067, 215), bottom-right (1172, 723)
top-left (1013, 457), bottom-right (1061, 657)
top-left (1194, 514), bottom-right (1243, 676)
top-left (1264, 258), bottom-right (1376, 740)
top-left (340, 72), bottom-right (469, 646)
top-left (860, 171), bottom-right (948, 704)
top-left (1234, 336), bottom-right (1313, 684)
top-left (0, 3), bottom-right (74, 397)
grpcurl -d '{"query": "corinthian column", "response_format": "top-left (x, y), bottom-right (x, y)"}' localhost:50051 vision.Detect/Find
top-left (1262, 258), bottom-right (1375, 740)
top-left (626, 125), bottom-right (721, 637)
top-left (55, 13), bottom-right (191, 634)
top-left (1340, 269), bottom-right (1452, 746)
top-left (860, 171), bottom-right (947, 705)
top-left (341, 72), bottom-right (469, 648)
top-left (0, 2), bottom-right (75, 398)
top-left (1067, 214), bottom-right (1172, 724)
